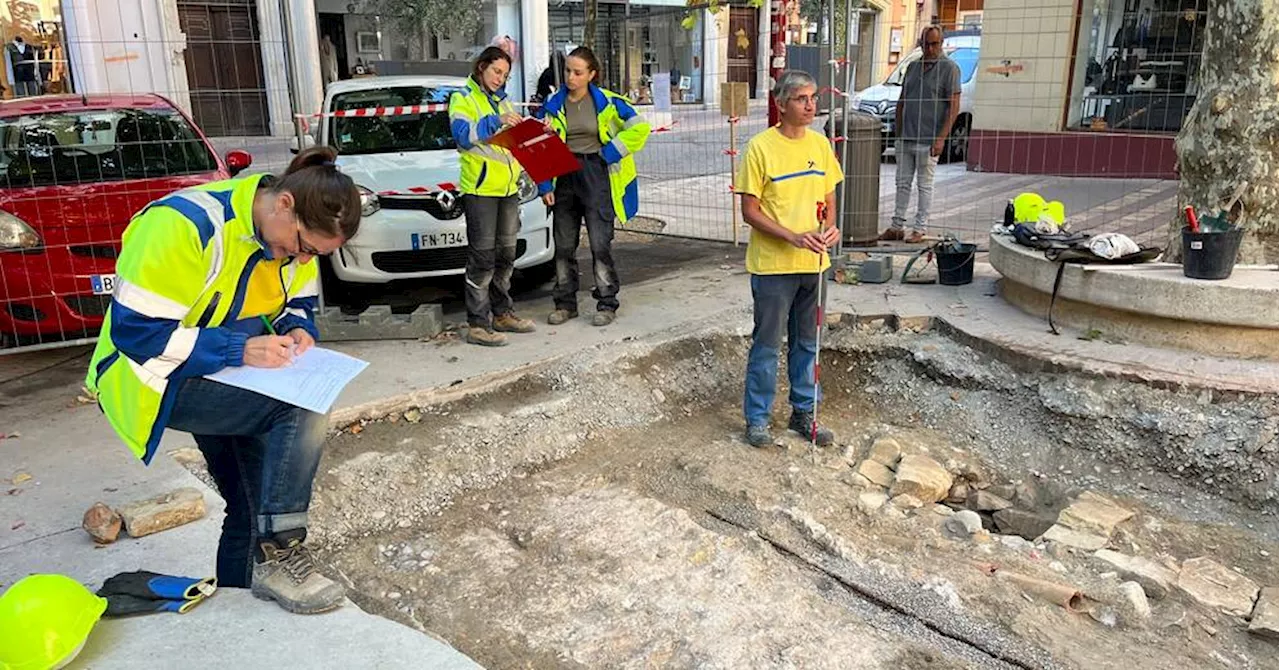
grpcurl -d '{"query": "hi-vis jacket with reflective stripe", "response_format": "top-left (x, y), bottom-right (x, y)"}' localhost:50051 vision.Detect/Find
top-left (448, 77), bottom-right (522, 197)
top-left (534, 84), bottom-right (650, 224)
top-left (85, 175), bottom-right (320, 463)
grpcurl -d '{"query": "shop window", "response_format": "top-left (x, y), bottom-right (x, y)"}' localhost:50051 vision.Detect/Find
top-left (1068, 0), bottom-right (1206, 133)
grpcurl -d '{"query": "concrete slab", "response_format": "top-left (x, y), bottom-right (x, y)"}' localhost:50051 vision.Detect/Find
top-left (78, 589), bottom-right (481, 670)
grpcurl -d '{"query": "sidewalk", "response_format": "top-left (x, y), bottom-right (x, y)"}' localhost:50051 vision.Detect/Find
top-left (635, 163), bottom-right (1179, 247)
top-left (1, 259), bottom-right (1270, 668)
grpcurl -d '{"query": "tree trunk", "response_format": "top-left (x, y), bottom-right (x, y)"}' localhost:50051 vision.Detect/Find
top-left (583, 0), bottom-right (598, 52)
top-left (1171, 0), bottom-right (1279, 264)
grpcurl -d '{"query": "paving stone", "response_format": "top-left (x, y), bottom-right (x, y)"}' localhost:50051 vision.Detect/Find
top-left (1042, 524), bottom-right (1109, 551)
top-left (1248, 587), bottom-right (1278, 641)
top-left (316, 304), bottom-right (443, 342)
top-left (1175, 557), bottom-right (1260, 617)
top-left (118, 487), bottom-right (207, 538)
top-left (1093, 549), bottom-right (1179, 600)
top-left (855, 459), bottom-right (895, 488)
top-left (889, 454), bottom-right (953, 503)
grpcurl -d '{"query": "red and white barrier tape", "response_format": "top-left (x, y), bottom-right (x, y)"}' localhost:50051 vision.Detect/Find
top-left (376, 183), bottom-right (458, 197)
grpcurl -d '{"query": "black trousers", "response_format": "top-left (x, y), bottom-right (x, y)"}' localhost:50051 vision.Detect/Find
top-left (551, 154), bottom-right (620, 312)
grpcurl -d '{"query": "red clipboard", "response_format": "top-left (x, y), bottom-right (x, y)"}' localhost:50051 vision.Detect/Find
top-left (488, 119), bottom-right (581, 184)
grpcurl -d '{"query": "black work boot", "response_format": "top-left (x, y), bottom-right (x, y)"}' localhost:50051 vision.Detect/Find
top-left (251, 529), bottom-right (345, 614)
top-left (788, 410), bottom-right (835, 447)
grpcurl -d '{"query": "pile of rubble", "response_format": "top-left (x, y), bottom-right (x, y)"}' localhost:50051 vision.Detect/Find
top-left (846, 436), bottom-right (1278, 642)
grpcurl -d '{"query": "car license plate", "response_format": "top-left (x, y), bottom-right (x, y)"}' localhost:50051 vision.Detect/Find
top-left (90, 274), bottom-right (117, 295)
top-left (410, 231), bottom-right (466, 250)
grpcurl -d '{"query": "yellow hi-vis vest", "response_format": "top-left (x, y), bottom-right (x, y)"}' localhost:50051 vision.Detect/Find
top-left (448, 77), bottom-right (522, 197)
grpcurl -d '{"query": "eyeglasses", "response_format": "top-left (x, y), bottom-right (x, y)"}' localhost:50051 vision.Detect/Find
top-left (295, 221), bottom-right (324, 257)
top-left (788, 94), bottom-right (819, 106)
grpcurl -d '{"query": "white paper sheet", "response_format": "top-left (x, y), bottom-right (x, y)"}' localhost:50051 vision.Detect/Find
top-left (204, 347), bottom-right (369, 414)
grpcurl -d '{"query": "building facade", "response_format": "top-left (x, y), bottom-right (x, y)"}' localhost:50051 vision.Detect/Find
top-left (968, 0), bottom-right (1203, 178)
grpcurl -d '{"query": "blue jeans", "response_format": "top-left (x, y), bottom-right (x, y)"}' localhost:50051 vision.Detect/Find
top-left (166, 378), bottom-right (329, 588)
top-left (744, 273), bottom-right (823, 427)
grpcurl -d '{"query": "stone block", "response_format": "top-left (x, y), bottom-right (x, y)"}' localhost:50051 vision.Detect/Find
top-left (866, 437), bottom-right (902, 469)
top-left (1056, 492), bottom-right (1134, 537)
top-left (118, 488), bottom-right (207, 538)
top-left (1042, 524), bottom-right (1109, 551)
top-left (967, 490), bottom-right (1014, 512)
top-left (1176, 557), bottom-right (1260, 617)
top-left (1093, 549), bottom-right (1179, 600)
top-left (1249, 587), bottom-right (1278, 641)
top-left (855, 459), bottom-right (895, 488)
top-left (993, 508), bottom-right (1057, 541)
top-left (316, 304), bottom-right (443, 342)
top-left (890, 455), bottom-right (953, 503)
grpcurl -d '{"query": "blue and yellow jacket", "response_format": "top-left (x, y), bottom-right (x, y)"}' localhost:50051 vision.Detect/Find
top-left (85, 175), bottom-right (320, 463)
top-left (448, 77), bottom-right (522, 197)
top-left (534, 84), bottom-right (650, 224)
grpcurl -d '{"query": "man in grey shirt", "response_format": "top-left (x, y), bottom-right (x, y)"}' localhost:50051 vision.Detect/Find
top-left (882, 25), bottom-right (960, 243)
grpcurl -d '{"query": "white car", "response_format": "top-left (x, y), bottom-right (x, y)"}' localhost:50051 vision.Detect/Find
top-left (851, 32), bottom-right (981, 163)
top-left (316, 76), bottom-right (552, 286)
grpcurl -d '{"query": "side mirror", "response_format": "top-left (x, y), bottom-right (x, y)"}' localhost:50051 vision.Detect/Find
top-left (225, 149), bottom-right (253, 176)
top-left (289, 134), bottom-right (317, 155)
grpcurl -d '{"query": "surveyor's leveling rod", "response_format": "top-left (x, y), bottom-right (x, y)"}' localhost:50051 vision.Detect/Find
top-left (812, 201), bottom-right (829, 444)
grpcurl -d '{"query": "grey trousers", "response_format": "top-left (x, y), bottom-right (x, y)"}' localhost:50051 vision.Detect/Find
top-left (891, 140), bottom-right (938, 233)
top-left (463, 194), bottom-right (520, 327)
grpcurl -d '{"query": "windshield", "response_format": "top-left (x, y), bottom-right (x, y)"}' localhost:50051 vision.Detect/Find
top-left (0, 108), bottom-right (218, 188)
top-left (329, 86), bottom-right (462, 155)
top-left (884, 46), bottom-right (980, 86)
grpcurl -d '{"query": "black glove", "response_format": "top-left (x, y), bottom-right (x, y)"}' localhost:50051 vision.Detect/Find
top-left (97, 571), bottom-right (216, 601)
top-left (101, 593), bottom-right (208, 618)
top-left (96, 571), bottom-right (217, 618)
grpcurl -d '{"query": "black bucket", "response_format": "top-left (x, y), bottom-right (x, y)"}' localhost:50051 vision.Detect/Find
top-left (1182, 227), bottom-right (1243, 280)
top-left (937, 243), bottom-right (977, 285)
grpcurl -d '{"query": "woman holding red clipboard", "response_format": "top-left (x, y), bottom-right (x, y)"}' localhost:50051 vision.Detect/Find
top-left (448, 46), bottom-right (539, 347)
top-left (534, 47), bottom-right (651, 327)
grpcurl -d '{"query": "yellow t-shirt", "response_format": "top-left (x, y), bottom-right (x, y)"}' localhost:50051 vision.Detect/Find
top-left (239, 257), bottom-right (288, 321)
top-left (735, 127), bottom-right (844, 275)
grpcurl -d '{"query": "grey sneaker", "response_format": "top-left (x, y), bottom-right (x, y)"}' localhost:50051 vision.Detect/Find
top-left (251, 535), bottom-right (345, 614)
top-left (548, 309), bottom-right (578, 325)
top-left (592, 310), bottom-right (616, 327)
top-left (745, 424), bottom-right (773, 448)
top-left (789, 411), bottom-right (835, 446)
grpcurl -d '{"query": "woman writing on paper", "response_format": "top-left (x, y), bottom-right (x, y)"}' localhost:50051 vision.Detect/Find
top-left (448, 46), bottom-right (538, 347)
top-left (86, 146), bottom-right (361, 615)
top-left (534, 46), bottom-right (650, 327)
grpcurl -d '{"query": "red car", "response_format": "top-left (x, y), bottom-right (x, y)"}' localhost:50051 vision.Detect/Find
top-left (0, 93), bottom-right (251, 346)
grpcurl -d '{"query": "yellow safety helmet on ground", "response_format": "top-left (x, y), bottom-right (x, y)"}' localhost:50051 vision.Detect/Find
top-left (0, 574), bottom-right (106, 670)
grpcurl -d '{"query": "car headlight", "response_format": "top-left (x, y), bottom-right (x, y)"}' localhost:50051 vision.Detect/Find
top-left (517, 173), bottom-right (537, 204)
top-left (358, 185), bottom-right (380, 217)
top-left (0, 210), bottom-right (40, 250)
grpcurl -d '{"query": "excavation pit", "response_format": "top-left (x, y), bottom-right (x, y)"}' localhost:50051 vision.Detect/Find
top-left (303, 319), bottom-right (1278, 669)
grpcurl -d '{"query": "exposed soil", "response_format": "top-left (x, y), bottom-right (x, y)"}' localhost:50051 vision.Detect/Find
top-left (298, 322), bottom-right (1277, 669)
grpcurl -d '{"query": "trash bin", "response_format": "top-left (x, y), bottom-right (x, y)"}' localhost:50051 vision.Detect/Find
top-left (826, 108), bottom-right (881, 246)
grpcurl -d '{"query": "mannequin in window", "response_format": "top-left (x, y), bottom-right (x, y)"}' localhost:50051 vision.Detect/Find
top-left (5, 36), bottom-right (40, 97)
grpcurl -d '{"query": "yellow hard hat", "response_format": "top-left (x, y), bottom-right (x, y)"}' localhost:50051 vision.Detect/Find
top-left (1012, 192), bottom-right (1047, 224)
top-left (0, 574), bottom-right (106, 670)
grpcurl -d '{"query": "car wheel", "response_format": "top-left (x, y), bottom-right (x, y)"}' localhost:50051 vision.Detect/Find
top-left (946, 118), bottom-right (970, 164)
top-left (318, 254), bottom-right (359, 308)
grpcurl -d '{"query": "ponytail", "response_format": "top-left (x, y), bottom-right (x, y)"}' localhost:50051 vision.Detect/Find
top-left (274, 146), bottom-right (361, 240)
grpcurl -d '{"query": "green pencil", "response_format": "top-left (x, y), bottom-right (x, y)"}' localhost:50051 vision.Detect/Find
top-left (260, 315), bottom-right (277, 335)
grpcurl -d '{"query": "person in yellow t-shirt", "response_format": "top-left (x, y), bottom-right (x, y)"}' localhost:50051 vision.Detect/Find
top-left (735, 70), bottom-right (843, 448)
